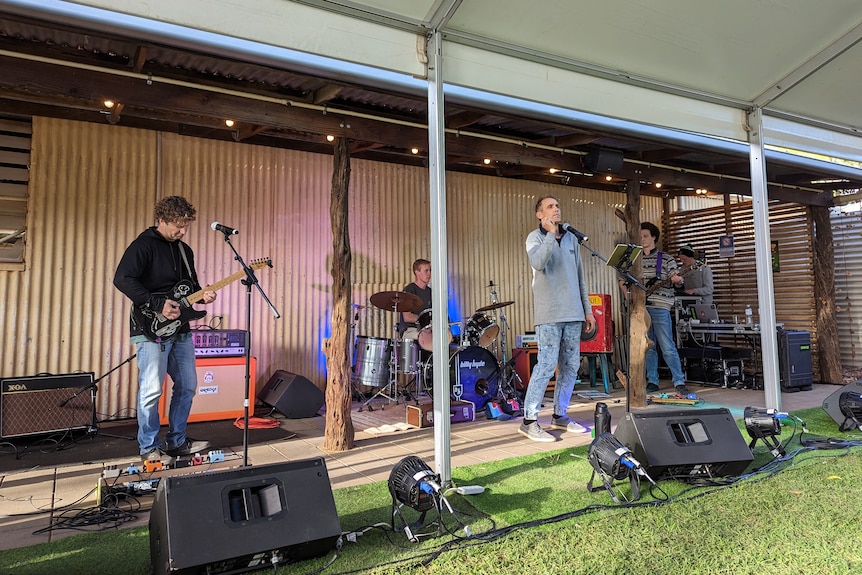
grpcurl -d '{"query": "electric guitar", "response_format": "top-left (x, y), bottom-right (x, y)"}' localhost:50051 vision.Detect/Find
top-left (132, 258), bottom-right (272, 342)
top-left (644, 258), bottom-right (705, 298)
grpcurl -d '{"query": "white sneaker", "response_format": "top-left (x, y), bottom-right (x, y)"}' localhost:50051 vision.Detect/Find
top-left (518, 421), bottom-right (556, 442)
top-left (549, 415), bottom-right (589, 434)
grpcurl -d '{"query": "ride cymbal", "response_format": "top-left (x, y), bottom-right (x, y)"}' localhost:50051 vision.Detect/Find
top-left (369, 290), bottom-right (423, 313)
top-left (475, 300), bottom-right (514, 312)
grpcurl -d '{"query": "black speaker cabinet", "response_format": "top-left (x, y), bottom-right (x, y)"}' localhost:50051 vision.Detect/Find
top-left (149, 458), bottom-right (341, 575)
top-left (0, 373), bottom-right (95, 438)
top-left (822, 380), bottom-right (862, 429)
top-left (582, 148), bottom-right (624, 174)
top-left (614, 408), bottom-right (753, 479)
top-left (778, 330), bottom-right (813, 391)
top-left (257, 370), bottom-right (324, 419)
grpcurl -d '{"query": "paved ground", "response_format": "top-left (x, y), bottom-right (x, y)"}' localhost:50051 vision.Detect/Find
top-left (0, 380), bottom-right (840, 551)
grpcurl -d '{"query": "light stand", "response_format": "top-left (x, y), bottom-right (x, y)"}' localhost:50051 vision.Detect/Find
top-left (744, 406), bottom-right (785, 457)
top-left (587, 432), bottom-right (657, 503)
top-left (838, 391), bottom-right (862, 432)
top-left (217, 230), bottom-right (280, 467)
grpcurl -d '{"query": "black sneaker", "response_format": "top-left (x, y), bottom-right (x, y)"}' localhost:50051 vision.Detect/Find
top-left (165, 437), bottom-right (211, 457)
top-left (141, 447), bottom-right (165, 462)
top-left (646, 383), bottom-right (660, 393)
top-left (675, 384), bottom-right (691, 395)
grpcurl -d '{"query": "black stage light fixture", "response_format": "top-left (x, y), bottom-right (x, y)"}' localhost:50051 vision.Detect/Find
top-left (744, 406), bottom-right (785, 457)
top-left (587, 432), bottom-right (655, 503)
top-left (388, 456), bottom-right (441, 542)
top-left (838, 391), bottom-right (862, 431)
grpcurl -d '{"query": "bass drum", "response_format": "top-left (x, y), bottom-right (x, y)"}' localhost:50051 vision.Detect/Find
top-left (423, 346), bottom-right (499, 408)
top-left (353, 336), bottom-right (391, 391)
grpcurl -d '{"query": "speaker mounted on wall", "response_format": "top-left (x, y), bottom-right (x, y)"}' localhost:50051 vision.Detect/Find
top-left (257, 370), bottom-right (324, 419)
top-left (0, 373), bottom-right (95, 438)
top-left (149, 458), bottom-right (341, 575)
top-left (614, 408), bottom-right (753, 480)
top-left (582, 148), bottom-right (624, 174)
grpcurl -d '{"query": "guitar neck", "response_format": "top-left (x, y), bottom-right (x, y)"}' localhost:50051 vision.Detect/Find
top-left (646, 264), bottom-right (696, 297)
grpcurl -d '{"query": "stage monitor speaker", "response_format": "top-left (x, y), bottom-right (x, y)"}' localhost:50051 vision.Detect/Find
top-left (614, 408), bottom-right (753, 479)
top-left (149, 458), bottom-right (341, 575)
top-left (0, 373), bottom-right (95, 438)
top-left (822, 380), bottom-right (862, 429)
top-left (582, 148), bottom-right (624, 174)
top-left (581, 293), bottom-right (614, 354)
top-left (258, 370), bottom-right (324, 419)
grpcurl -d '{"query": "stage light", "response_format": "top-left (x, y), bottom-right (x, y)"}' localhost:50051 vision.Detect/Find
top-left (744, 406), bottom-right (785, 457)
top-left (587, 433), bottom-right (652, 503)
top-left (838, 391), bottom-right (862, 431)
top-left (224, 119), bottom-right (235, 127)
top-left (389, 455), bottom-right (438, 513)
top-left (326, 134), bottom-right (335, 142)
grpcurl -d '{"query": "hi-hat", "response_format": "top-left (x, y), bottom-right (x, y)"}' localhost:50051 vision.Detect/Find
top-left (369, 290), bottom-right (423, 313)
top-left (476, 300), bottom-right (514, 312)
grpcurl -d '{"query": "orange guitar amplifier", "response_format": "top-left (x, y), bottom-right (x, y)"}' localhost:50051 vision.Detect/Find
top-left (581, 294), bottom-right (613, 354)
top-left (160, 357), bottom-right (256, 424)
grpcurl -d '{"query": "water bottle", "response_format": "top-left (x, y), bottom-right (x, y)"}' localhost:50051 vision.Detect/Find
top-left (745, 304), bottom-right (753, 326)
top-left (593, 402), bottom-right (611, 437)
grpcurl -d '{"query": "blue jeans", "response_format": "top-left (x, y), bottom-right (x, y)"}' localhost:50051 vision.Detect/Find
top-left (135, 333), bottom-right (197, 454)
top-left (645, 307), bottom-right (686, 387)
top-left (523, 322), bottom-right (582, 421)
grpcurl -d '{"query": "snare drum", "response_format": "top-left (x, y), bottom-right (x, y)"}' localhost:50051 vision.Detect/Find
top-left (353, 336), bottom-right (391, 390)
top-left (416, 308), bottom-right (453, 351)
top-left (465, 312), bottom-right (500, 348)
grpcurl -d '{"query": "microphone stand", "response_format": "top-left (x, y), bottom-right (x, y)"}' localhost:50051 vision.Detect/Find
top-left (572, 237), bottom-right (645, 413)
top-left (59, 353), bottom-right (138, 441)
top-left (218, 231), bottom-right (280, 467)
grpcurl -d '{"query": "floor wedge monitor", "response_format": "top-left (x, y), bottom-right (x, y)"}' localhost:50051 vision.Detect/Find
top-left (257, 370), bottom-right (324, 419)
top-left (149, 458), bottom-right (341, 575)
top-left (614, 408), bottom-right (753, 480)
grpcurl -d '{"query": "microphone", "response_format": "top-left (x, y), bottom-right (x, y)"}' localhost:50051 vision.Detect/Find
top-left (560, 222), bottom-right (588, 242)
top-left (211, 221), bottom-right (239, 235)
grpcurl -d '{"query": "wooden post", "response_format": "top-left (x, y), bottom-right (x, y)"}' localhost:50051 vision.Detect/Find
top-left (812, 205), bottom-right (842, 384)
top-left (324, 137), bottom-right (355, 451)
top-left (623, 180), bottom-right (648, 407)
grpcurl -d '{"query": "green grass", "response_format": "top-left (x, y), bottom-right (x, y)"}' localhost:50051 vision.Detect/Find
top-left (2, 407), bottom-right (862, 575)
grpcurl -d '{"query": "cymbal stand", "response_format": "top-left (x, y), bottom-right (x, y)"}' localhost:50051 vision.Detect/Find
top-left (362, 302), bottom-right (403, 411)
top-left (488, 280), bottom-right (510, 366)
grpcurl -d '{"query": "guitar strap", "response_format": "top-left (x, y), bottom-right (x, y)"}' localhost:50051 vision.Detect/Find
top-left (177, 242), bottom-right (194, 281)
top-left (656, 251), bottom-right (663, 278)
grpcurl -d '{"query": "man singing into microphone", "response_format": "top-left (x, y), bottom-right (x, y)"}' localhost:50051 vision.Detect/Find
top-left (519, 195), bottom-right (596, 442)
top-left (114, 196), bottom-right (216, 462)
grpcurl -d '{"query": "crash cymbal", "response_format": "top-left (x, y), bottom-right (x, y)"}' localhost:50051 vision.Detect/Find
top-left (475, 300), bottom-right (515, 312)
top-left (369, 290), bottom-right (423, 313)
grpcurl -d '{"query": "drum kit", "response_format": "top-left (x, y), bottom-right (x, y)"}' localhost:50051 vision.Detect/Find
top-left (352, 286), bottom-right (521, 411)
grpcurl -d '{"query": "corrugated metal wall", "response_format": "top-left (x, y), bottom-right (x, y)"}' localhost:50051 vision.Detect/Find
top-left (664, 200), bottom-right (821, 378)
top-left (833, 208), bottom-right (862, 368)
top-left (0, 118), bottom-right (663, 419)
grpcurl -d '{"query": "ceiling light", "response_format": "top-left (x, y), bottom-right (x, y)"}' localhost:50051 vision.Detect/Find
top-left (411, 147), bottom-right (419, 154)
top-left (654, 182), bottom-right (662, 189)
top-left (549, 168), bottom-right (559, 174)
top-left (326, 134), bottom-right (335, 142)
top-left (483, 158), bottom-right (491, 165)
top-left (605, 175), bottom-right (613, 181)
top-left (224, 119), bottom-right (235, 128)
top-left (103, 100), bottom-right (115, 109)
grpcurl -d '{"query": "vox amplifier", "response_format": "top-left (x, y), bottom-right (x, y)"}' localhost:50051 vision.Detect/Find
top-left (0, 372), bottom-right (95, 438)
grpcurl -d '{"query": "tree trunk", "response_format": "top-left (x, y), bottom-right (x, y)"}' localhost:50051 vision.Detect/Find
top-left (623, 180), bottom-right (648, 407)
top-left (812, 205), bottom-right (842, 383)
top-left (323, 137), bottom-right (355, 451)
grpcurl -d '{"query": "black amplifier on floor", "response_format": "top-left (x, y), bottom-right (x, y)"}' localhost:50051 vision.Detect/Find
top-left (192, 329), bottom-right (248, 357)
top-left (778, 329), bottom-right (813, 392)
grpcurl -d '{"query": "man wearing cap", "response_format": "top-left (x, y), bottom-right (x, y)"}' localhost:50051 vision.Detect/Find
top-left (676, 245), bottom-right (713, 304)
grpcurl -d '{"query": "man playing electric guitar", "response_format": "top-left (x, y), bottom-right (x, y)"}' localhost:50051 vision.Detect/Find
top-left (114, 196), bottom-right (216, 462)
top-left (638, 222), bottom-right (689, 396)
